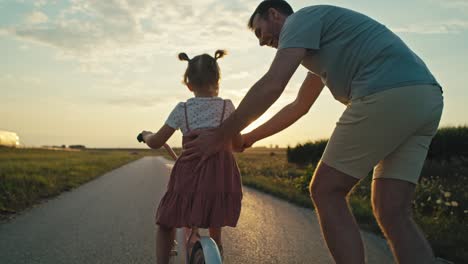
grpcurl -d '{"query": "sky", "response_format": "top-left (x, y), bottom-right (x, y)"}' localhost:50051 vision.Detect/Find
top-left (1, 0), bottom-right (467, 148)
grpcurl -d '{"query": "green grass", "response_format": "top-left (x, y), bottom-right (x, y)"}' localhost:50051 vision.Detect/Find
top-left (235, 149), bottom-right (313, 208)
top-left (0, 147), bottom-right (167, 218)
top-left (242, 174), bottom-right (313, 208)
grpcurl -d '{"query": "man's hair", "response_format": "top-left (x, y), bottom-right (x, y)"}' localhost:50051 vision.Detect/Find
top-left (248, 0), bottom-right (294, 29)
top-left (178, 50), bottom-right (227, 91)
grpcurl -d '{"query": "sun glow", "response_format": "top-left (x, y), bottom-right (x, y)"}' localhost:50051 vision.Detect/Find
top-left (241, 113), bottom-right (273, 134)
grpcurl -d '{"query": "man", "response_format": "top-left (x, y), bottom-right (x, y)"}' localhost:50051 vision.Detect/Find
top-left (183, 1), bottom-right (443, 263)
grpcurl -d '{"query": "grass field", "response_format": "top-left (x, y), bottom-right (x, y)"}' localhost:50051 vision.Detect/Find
top-left (0, 147), bottom-right (169, 219)
top-left (1, 146), bottom-right (465, 262)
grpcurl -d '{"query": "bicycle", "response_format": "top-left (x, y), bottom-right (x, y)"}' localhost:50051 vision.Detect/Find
top-left (137, 133), bottom-right (223, 264)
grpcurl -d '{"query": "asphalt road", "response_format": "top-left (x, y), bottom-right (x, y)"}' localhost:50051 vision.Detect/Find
top-left (0, 156), bottom-right (395, 264)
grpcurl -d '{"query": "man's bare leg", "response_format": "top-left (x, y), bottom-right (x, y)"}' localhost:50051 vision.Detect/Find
top-left (309, 161), bottom-right (364, 264)
top-left (372, 178), bottom-right (435, 264)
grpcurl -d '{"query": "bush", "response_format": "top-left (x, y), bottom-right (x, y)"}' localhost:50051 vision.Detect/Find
top-left (287, 139), bottom-right (328, 165)
top-left (427, 126), bottom-right (468, 161)
top-left (292, 164), bottom-right (315, 194)
top-left (287, 126), bottom-right (468, 165)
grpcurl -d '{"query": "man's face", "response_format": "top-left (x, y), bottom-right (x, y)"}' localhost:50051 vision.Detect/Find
top-left (252, 13), bottom-right (281, 49)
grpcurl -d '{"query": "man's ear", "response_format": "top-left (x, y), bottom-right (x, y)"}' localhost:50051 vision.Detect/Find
top-left (187, 84), bottom-right (193, 91)
top-left (269, 7), bottom-right (280, 19)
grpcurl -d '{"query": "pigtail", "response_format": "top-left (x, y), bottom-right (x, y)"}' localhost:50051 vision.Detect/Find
top-left (180, 51), bottom-right (224, 89)
top-left (214, 50), bottom-right (227, 61)
top-left (178, 52), bottom-right (190, 62)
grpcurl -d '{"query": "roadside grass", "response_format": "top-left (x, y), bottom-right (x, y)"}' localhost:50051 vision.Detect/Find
top-left (242, 174), bottom-right (313, 208)
top-left (0, 147), bottom-right (166, 219)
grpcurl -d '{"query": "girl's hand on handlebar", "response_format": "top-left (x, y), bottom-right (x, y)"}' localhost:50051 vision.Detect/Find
top-left (140, 131), bottom-right (153, 143)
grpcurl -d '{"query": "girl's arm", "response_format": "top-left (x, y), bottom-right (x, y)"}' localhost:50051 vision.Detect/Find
top-left (142, 124), bottom-right (176, 149)
top-left (243, 72), bottom-right (324, 147)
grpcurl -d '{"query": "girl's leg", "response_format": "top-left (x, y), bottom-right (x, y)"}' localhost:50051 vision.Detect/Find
top-left (209, 227), bottom-right (223, 256)
top-left (184, 227), bottom-right (192, 243)
top-left (156, 225), bottom-right (175, 264)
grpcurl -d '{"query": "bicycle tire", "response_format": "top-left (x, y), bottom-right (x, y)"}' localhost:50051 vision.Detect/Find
top-left (190, 242), bottom-right (205, 264)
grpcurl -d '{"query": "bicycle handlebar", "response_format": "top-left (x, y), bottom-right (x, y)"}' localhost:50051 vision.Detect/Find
top-left (163, 143), bottom-right (178, 160)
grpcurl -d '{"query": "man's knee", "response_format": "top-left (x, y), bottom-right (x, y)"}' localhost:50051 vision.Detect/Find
top-left (309, 161), bottom-right (358, 204)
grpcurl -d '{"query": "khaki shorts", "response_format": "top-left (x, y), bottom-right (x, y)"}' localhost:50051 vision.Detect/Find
top-left (322, 84), bottom-right (443, 184)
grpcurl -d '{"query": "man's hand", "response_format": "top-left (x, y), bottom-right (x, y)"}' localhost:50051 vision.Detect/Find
top-left (181, 129), bottom-right (226, 171)
top-left (241, 133), bottom-right (256, 149)
top-left (232, 143), bottom-right (246, 153)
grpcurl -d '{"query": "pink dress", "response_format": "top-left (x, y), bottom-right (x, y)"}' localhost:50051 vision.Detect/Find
top-left (156, 100), bottom-right (243, 228)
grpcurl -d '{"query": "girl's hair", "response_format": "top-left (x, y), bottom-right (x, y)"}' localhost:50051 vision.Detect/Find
top-left (178, 50), bottom-right (227, 91)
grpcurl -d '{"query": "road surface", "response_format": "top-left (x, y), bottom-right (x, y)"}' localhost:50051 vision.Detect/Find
top-left (0, 156), bottom-right (395, 263)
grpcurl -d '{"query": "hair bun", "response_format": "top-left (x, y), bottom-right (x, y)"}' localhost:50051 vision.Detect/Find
top-left (214, 50), bottom-right (227, 60)
top-left (178, 52), bottom-right (190, 61)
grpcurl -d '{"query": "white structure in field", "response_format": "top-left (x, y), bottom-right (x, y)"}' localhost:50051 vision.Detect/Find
top-left (0, 130), bottom-right (19, 147)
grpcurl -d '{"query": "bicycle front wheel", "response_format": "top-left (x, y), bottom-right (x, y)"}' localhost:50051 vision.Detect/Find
top-left (189, 237), bottom-right (222, 264)
top-left (190, 242), bottom-right (205, 264)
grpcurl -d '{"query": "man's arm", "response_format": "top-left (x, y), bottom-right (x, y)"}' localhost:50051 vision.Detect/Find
top-left (244, 72), bottom-right (324, 145)
top-left (217, 48), bottom-right (307, 142)
top-left (181, 48), bottom-right (307, 164)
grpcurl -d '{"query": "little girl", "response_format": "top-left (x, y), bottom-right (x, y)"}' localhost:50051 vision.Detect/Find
top-left (139, 50), bottom-right (243, 264)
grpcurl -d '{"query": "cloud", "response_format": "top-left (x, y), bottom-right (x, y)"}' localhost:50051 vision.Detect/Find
top-left (392, 20), bottom-right (468, 34)
top-left (434, 0), bottom-right (468, 9)
top-left (0, 74), bottom-right (14, 81)
top-left (88, 78), bottom-right (188, 107)
top-left (34, 0), bottom-right (47, 7)
top-left (25, 11), bottom-right (49, 24)
top-left (0, 73), bottom-right (42, 87)
top-left (5, 0), bottom-right (258, 75)
top-left (105, 93), bottom-right (187, 107)
top-left (224, 87), bottom-right (250, 99)
top-left (13, 21), bottom-right (103, 52)
top-left (223, 71), bottom-right (250, 81)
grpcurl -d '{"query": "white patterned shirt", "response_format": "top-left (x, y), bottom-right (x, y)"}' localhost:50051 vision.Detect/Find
top-left (165, 97), bottom-right (235, 135)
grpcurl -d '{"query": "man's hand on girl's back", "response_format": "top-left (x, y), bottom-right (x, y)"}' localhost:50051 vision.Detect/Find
top-left (181, 129), bottom-right (225, 171)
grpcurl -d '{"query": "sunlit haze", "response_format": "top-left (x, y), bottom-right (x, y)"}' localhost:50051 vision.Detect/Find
top-left (1, 0), bottom-right (467, 148)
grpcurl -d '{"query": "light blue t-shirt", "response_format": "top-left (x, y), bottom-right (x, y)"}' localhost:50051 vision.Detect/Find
top-left (278, 5), bottom-right (441, 104)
